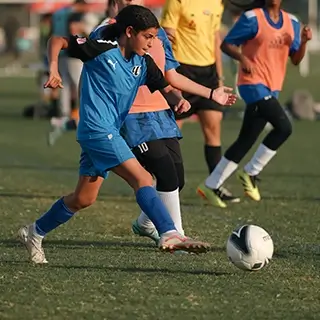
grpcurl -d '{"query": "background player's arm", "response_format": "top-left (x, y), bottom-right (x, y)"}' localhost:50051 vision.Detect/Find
top-left (161, 0), bottom-right (182, 43)
top-left (221, 12), bottom-right (258, 73)
top-left (214, 4), bottom-right (224, 85)
top-left (165, 68), bottom-right (235, 105)
top-left (290, 24), bottom-right (312, 65)
top-left (215, 30), bottom-right (224, 85)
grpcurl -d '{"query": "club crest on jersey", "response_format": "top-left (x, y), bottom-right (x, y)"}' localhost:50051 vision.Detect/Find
top-left (132, 65), bottom-right (141, 77)
top-left (76, 38), bottom-right (87, 45)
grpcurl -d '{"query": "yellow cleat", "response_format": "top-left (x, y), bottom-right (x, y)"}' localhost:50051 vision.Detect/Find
top-left (237, 169), bottom-right (261, 201)
top-left (196, 183), bottom-right (227, 208)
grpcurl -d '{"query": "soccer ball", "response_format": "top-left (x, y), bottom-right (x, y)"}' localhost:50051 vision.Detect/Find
top-left (226, 225), bottom-right (274, 271)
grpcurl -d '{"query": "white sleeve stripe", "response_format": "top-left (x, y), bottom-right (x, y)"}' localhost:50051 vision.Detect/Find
top-left (244, 10), bottom-right (257, 19)
top-left (97, 39), bottom-right (118, 45)
top-left (288, 13), bottom-right (299, 23)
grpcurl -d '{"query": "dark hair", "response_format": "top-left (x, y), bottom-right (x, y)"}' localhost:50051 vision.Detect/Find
top-left (102, 5), bottom-right (160, 39)
top-left (227, 0), bottom-right (265, 12)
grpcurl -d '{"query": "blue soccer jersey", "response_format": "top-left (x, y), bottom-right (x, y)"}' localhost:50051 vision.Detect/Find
top-left (90, 25), bottom-right (181, 148)
top-left (224, 9), bottom-right (301, 104)
top-left (66, 36), bottom-right (169, 141)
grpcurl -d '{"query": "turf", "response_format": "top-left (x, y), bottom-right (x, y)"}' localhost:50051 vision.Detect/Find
top-left (0, 74), bottom-right (320, 320)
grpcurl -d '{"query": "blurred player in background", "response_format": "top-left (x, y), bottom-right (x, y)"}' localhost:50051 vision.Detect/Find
top-left (50, 0), bottom-right (88, 119)
top-left (48, 0), bottom-right (117, 145)
top-left (38, 13), bottom-right (60, 115)
top-left (161, 0), bottom-right (240, 203)
top-left (198, 0), bottom-right (312, 207)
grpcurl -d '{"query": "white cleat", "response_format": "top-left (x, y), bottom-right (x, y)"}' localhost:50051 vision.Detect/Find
top-left (158, 232), bottom-right (210, 254)
top-left (18, 224), bottom-right (48, 264)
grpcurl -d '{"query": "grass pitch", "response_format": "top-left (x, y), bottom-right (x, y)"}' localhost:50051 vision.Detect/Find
top-left (0, 72), bottom-right (320, 320)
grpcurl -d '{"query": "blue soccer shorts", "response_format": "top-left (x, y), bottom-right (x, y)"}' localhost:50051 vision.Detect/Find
top-left (78, 131), bottom-right (135, 179)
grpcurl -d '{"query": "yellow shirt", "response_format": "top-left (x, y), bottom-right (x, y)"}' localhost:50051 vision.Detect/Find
top-left (161, 0), bottom-right (224, 66)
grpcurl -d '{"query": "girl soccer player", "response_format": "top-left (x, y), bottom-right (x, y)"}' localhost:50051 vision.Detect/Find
top-left (197, 0), bottom-right (312, 207)
top-left (47, 0), bottom-right (237, 245)
top-left (18, 5), bottom-right (236, 263)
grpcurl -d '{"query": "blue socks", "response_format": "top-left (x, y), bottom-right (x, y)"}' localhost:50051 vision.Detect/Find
top-left (136, 186), bottom-right (176, 235)
top-left (34, 187), bottom-right (176, 237)
top-left (35, 198), bottom-right (75, 236)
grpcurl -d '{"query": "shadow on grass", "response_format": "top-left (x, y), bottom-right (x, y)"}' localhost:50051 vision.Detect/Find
top-left (0, 239), bottom-right (225, 252)
top-left (50, 265), bottom-right (230, 276)
top-left (0, 259), bottom-right (230, 276)
top-left (0, 239), bottom-right (154, 249)
top-left (274, 246), bottom-right (320, 259)
top-left (0, 192), bottom-right (136, 204)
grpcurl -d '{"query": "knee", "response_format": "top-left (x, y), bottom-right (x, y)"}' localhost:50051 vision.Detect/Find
top-left (175, 163), bottom-right (185, 191)
top-left (136, 170), bottom-right (154, 189)
top-left (66, 192), bottom-right (97, 211)
top-left (279, 119), bottom-right (292, 139)
top-left (225, 137), bottom-right (255, 164)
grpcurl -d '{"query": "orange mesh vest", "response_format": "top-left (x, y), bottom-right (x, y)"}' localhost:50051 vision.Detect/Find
top-left (238, 9), bottom-right (294, 91)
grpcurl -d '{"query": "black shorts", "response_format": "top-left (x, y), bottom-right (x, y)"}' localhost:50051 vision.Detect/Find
top-left (175, 63), bottom-right (224, 120)
top-left (132, 138), bottom-right (183, 169)
top-left (132, 138), bottom-right (184, 191)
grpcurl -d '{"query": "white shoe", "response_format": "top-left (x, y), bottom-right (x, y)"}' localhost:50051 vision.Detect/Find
top-left (158, 232), bottom-right (210, 254)
top-left (18, 224), bottom-right (48, 264)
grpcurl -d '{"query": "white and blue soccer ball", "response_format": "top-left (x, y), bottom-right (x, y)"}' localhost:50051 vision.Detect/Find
top-left (226, 225), bottom-right (274, 271)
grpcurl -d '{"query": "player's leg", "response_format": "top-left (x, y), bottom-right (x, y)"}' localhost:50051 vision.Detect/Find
top-left (198, 103), bottom-right (267, 207)
top-left (197, 109), bottom-right (223, 173)
top-left (18, 166), bottom-right (104, 264)
top-left (240, 97), bottom-right (292, 200)
top-left (58, 56), bottom-right (72, 117)
top-left (133, 138), bottom-right (185, 241)
top-left (112, 156), bottom-right (209, 253)
top-left (104, 133), bottom-right (208, 253)
top-left (68, 57), bottom-right (83, 111)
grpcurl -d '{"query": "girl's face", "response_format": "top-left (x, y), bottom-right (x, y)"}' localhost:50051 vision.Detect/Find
top-left (126, 26), bottom-right (158, 56)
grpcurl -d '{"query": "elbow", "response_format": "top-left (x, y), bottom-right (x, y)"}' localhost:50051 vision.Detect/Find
top-left (220, 41), bottom-right (228, 54)
top-left (290, 55), bottom-right (301, 66)
top-left (48, 36), bottom-right (68, 49)
top-left (165, 69), bottom-right (178, 87)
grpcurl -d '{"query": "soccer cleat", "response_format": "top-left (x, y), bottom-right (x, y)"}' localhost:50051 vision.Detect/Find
top-left (159, 232), bottom-right (210, 254)
top-left (132, 220), bottom-right (160, 244)
top-left (197, 183), bottom-right (227, 208)
top-left (237, 169), bottom-right (261, 201)
top-left (18, 224), bottom-right (48, 264)
top-left (218, 186), bottom-right (241, 203)
top-left (47, 128), bottom-right (63, 146)
top-left (47, 117), bottom-right (68, 146)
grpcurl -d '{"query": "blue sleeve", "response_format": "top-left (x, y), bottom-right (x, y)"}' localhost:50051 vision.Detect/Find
top-left (224, 12), bottom-right (258, 46)
top-left (89, 25), bottom-right (105, 39)
top-left (52, 7), bottom-right (72, 36)
top-left (157, 27), bottom-right (179, 71)
top-left (290, 18), bottom-right (301, 54)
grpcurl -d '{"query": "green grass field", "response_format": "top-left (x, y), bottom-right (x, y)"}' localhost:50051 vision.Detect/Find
top-left (0, 73), bottom-right (320, 320)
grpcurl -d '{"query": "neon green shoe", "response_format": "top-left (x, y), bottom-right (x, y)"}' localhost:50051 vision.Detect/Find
top-left (237, 169), bottom-right (261, 201)
top-left (132, 220), bottom-right (160, 245)
top-left (196, 183), bottom-right (227, 208)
